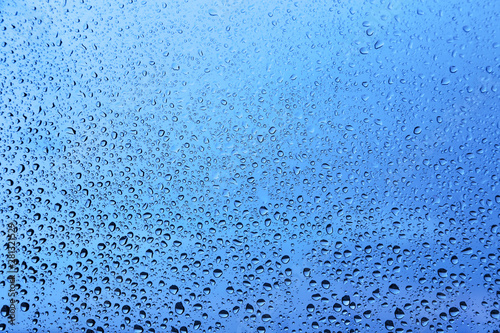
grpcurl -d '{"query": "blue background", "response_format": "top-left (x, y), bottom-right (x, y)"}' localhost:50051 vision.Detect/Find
top-left (1, 0), bottom-right (499, 332)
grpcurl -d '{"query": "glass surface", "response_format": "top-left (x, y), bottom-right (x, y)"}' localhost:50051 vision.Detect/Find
top-left (1, 0), bottom-right (499, 332)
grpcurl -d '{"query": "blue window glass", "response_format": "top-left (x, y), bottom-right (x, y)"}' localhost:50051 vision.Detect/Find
top-left (1, 1), bottom-right (499, 332)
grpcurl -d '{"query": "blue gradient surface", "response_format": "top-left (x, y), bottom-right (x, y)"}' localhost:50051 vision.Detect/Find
top-left (1, 0), bottom-right (499, 332)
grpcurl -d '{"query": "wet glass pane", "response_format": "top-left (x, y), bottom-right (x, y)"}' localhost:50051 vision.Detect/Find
top-left (1, 0), bottom-right (499, 332)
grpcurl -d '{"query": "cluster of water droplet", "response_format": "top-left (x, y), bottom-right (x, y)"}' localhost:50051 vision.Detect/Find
top-left (1, 0), bottom-right (499, 332)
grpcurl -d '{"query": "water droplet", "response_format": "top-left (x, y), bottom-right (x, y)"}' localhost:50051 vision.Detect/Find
top-left (175, 302), bottom-right (185, 315)
top-left (359, 47), bottom-right (369, 55)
